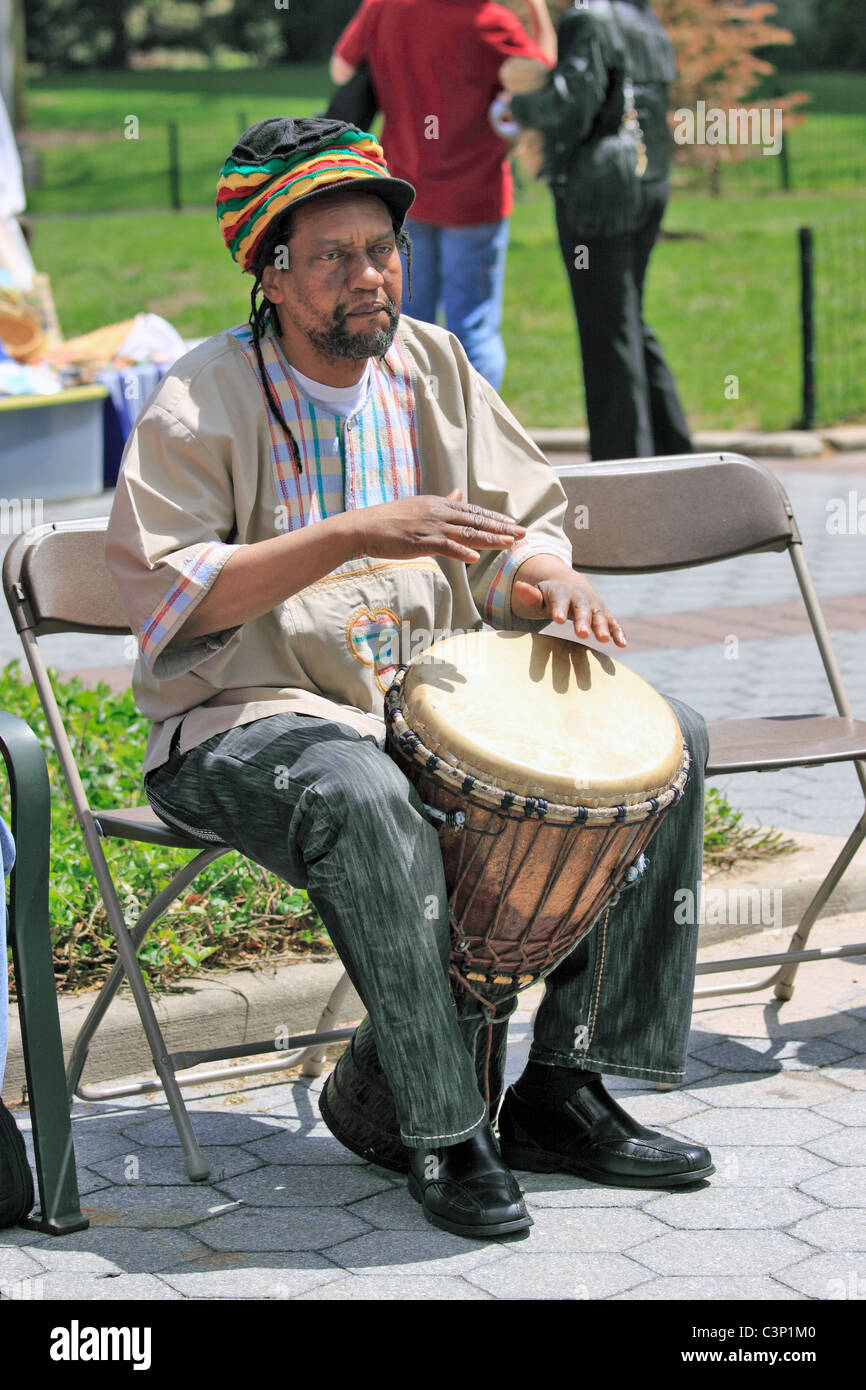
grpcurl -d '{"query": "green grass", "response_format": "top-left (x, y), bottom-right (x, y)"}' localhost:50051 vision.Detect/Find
top-left (22, 65), bottom-right (331, 216)
top-left (21, 65), bottom-right (866, 430)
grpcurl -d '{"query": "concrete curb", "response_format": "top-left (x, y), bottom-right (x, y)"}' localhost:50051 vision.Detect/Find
top-left (4, 831), bottom-right (865, 1096)
top-left (530, 426), bottom-right (866, 458)
top-left (4, 957), bottom-right (364, 1099)
top-left (701, 830), bottom-right (866, 947)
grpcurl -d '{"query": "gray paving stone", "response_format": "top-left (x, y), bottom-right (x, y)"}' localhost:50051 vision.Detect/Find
top-left (804, 1128), bottom-right (866, 1166)
top-left (798, 1167), bottom-right (866, 1208)
top-left (466, 1252), bottom-right (650, 1300)
top-left (243, 1125), bottom-right (368, 1166)
top-left (612, 1276), bottom-right (804, 1300)
top-left (88, 1145), bottom-right (263, 1186)
top-left (811, 1093), bottom-right (866, 1126)
top-left (79, 1183), bottom-right (238, 1228)
top-left (788, 1209), bottom-right (866, 1252)
top-left (26, 1227), bottom-right (208, 1274)
top-left (686, 1071), bottom-right (849, 1109)
top-left (160, 1256), bottom-right (341, 1300)
top-left (820, 1065), bottom-right (866, 1091)
top-left (188, 1205), bottom-right (371, 1252)
top-left (669, 1107), bottom-right (841, 1147)
top-left (27, 1273), bottom-right (183, 1300)
top-left (66, 1168), bottom-right (113, 1197)
top-left (491, 1207), bottom-right (666, 1252)
top-left (642, 1186), bottom-right (821, 1230)
top-left (605, 1090), bottom-right (710, 1126)
top-left (342, 1186), bottom-right (431, 1231)
top-left (628, 1229), bottom-right (813, 1276)
top-left (47, 1124), bottom-right (136, 1168)
top-left (324, 1228), bottom-right (515, 1276)
top-left (129, 1112), bottom-right (285, 1148)
top-left (219, 1163), bottom-right (394, 1208)
top-left (296, 1274), bottom-right (494, 1300)
top-left (0, 1248), bottom-right (45, 1283)
top-left (690, 1037), bottom-right (854, 1072)
top-left (702, 1145), bottom-right (835, 1187)
top-left (0, 1227), bottom-right (47, 1248)
top-left (189, 1082), bottom-right (313, 1117)
top-left (824, 1024), bottom-right (866, 1056)
top-left (773, 1252), bottom-right (866, 1300)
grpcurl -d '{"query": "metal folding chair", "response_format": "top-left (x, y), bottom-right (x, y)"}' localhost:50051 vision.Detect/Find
top-left (0, 710), bottom-right (88, 1234)
top-left (555, 451), bottom-right (866, 1001)
top-left (3, 519), bottom-right (357, 1182)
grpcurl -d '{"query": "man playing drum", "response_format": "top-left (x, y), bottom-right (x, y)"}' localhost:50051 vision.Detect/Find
top-left (107, 117), bottom-right (713, 1241)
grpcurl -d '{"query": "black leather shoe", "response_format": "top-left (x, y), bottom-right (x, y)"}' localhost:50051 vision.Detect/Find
top-left (408, 1123), bottom-right (533, 1239)
top-left (498, 1078), bottom-right (714, 1188)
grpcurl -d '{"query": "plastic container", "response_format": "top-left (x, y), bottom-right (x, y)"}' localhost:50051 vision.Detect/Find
top-left (0, 385), bottom-right (107, 502)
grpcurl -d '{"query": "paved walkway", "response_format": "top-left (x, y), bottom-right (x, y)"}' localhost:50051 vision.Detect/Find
top-left (2, 910), bottom-right (865, 1302)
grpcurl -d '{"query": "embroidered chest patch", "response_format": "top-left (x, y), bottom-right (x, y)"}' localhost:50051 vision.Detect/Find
top-left (346, 605), bottom-right (401, 693)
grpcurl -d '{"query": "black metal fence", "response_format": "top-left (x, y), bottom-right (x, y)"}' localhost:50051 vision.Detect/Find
top-left (23, 115), bottom-right (254, 217)
top-left (800, 214), bottom-right (866, 427)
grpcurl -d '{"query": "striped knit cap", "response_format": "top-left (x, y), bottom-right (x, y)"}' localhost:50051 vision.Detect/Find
top-left (216, 117), bottom-right (415, 273)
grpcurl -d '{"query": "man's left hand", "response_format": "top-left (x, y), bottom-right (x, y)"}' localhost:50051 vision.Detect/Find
top-left (512, 561), bottom-right (627, 646)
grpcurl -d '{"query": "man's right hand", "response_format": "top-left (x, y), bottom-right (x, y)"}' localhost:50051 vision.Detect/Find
top-left (349, 488), bottom-right (526, 564)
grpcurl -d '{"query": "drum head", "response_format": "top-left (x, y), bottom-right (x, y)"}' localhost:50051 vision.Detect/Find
top-left (400, 630), bottom-right (684, 807)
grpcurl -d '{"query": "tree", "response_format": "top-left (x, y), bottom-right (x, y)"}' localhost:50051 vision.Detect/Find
top-left (653, 0), bottom-right (808, 192)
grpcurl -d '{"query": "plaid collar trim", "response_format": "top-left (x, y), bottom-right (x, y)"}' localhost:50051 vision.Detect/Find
top-left (228, 321), bottom-right (420, 518)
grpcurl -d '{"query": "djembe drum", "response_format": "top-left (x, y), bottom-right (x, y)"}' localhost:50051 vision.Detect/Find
top-left (319, 630), bottom-right (690, 1172)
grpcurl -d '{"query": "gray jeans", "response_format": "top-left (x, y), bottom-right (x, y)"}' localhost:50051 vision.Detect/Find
top-left (145, 697), bottom-right (707, 1147)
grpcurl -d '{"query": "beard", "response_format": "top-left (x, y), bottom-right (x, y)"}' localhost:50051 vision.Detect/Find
top-left (305, 297), bottom-right (400, 362)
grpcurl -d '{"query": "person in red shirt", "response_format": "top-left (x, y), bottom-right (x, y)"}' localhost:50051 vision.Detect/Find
top-left (331, 0), bottom-right (554, 390)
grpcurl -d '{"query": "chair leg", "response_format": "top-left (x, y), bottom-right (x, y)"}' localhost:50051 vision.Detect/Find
top-left (0, 714), bottom-right (88, 1234)
top-left (65, 848), bottom-right (224, 1100)
top-left (77, 832), bottom-right (213, 1182)
top-left (299, 970), bottom-right (358, 1078)
top-left (773, 812), bottom-right (866, 1001)
top-left (10, 917), bottom-right (89, 1234)
top-left (694, 813), bottom-right (866, 1002)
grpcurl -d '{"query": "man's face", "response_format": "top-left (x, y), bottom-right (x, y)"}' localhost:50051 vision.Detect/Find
top-left (262, 192), bottom-right (402, 363)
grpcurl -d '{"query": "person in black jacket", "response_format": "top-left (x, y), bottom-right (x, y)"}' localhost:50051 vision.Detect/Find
top-left (509, 0), bottom-right (691, 461)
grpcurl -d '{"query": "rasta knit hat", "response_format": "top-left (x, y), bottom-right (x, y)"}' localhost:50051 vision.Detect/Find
top-left (216, 117), bottom-right (416, 273)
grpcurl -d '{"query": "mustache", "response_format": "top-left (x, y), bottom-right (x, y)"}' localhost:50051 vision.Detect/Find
top-left (335, 297), bottom-right (398, 321)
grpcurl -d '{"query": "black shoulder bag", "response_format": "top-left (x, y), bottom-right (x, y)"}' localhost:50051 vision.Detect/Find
top-left (553, 0), bottom-right (647, 238)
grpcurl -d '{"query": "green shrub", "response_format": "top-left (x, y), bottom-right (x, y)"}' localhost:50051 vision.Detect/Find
top-left (0, 662), bottom-right (329, 996)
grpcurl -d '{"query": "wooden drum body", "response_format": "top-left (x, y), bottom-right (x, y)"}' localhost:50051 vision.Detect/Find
top-left (319, 631), bottom-right (690, 1172)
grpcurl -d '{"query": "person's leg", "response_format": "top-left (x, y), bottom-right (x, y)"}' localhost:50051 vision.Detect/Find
top-left (440, 219), bottom-right (510, 391)
top-left (401, 217), bottom-right (441, 327)
top-left (632, 182), bottom-right (692, 456)
top-left (525, 695), bottom-right (708, 1083)
top-left (497, 697), bottom-right (713, 1184)
top-left (146, 713), bottom-right (486, 1149)
top-left (555, 200), bottom-right (654, 460)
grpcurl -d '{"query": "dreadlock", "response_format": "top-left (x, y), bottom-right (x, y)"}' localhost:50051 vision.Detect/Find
top-left (248, 212), bottom-right (303, 472)
top-left (247, 209), bottom-right (413, 476)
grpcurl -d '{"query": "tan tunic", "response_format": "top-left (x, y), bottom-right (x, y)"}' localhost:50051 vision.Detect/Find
top-left (106, 314), bottom-right (572, 776)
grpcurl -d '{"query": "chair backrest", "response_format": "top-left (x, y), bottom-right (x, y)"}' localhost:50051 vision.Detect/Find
top-left (3, 518), bottom-right (130, 636)
top-left (555, 452), bottom-right (800, 574)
